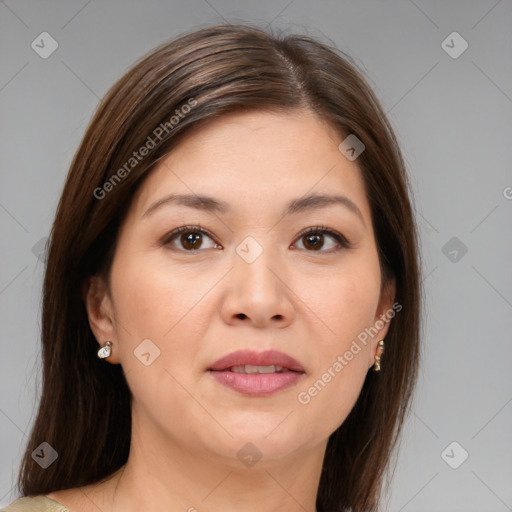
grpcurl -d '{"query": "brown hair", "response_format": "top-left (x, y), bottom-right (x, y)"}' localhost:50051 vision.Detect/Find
top-left (17, 23), bottom-right (421, 512)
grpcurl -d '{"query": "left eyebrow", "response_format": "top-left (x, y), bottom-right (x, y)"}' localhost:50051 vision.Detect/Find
top-left (284, 193), bottom-right (365, 226)
top-left (142, 192), bottom-right (365, 226)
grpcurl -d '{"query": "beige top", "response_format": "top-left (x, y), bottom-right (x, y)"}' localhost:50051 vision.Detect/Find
top-left (1, 496), bottom-right (71, 512)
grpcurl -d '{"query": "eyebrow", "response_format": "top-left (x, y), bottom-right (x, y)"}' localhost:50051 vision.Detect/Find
top-left (142, 192), bottom-right (365, 225)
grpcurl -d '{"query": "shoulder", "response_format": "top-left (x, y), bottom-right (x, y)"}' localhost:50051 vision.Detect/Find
top-left (1, 496), bottom-right (71, 512)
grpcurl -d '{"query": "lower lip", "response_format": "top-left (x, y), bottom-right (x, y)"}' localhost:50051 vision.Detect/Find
top-left (208, 370), bottom-right (304, 396)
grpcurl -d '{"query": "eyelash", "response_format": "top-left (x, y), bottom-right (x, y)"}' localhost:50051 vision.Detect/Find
top-left (161, 224), bottom-right (351, 253)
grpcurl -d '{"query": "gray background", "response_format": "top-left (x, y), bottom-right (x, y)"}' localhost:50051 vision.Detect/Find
top-left (1, 1), bottom-right (511, 510)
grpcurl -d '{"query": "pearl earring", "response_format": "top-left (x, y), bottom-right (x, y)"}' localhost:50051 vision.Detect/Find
top-left (97, 341), bottom-right (112, 359)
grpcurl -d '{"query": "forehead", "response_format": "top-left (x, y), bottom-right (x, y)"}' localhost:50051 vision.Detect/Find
top-left (131, 109), bottom-right (372, 223)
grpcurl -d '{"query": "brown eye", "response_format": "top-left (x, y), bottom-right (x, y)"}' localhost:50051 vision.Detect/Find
top-left (294, 226), bottom-right (350, 253)
top-left (302, 233), bottom-right (326, 251)
top-left (179, 231), bottom-right (203, 250)
top-left (163, 226), bottom-right (218, 251)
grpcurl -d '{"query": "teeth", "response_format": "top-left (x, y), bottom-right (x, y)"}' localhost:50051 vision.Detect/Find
top-left (230, 364), bottom-right (286, 374)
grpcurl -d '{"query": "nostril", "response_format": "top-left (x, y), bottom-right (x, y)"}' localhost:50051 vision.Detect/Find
top-left (236, 313), bottom-right (247, 319)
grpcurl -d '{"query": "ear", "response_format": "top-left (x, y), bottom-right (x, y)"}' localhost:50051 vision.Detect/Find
top-left (83, 275), bottom-right (120, 364)
top-left (369, 276), bottom-right (397, 368)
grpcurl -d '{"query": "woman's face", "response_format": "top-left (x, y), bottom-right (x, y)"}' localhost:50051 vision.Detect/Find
top-left (87, 109), bottom-right (395, 466)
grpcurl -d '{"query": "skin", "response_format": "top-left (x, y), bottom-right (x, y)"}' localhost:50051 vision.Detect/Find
top-left (47, 109), bottom-right (395, 512)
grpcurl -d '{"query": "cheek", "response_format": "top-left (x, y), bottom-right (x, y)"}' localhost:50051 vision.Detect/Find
top-left (109, 255), bottom-right (207, 421)
top-left (300, 252), bottom-right (381, 352)
top-left (111, 247), bottom-right (203, 335)
top-left (292, 256), bottom-right (380, 433)
top-left (109, 249), bottom-right (203, 371)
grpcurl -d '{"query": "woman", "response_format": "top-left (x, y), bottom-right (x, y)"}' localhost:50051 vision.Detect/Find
top-left (4, 22), bottom-right (421, 512)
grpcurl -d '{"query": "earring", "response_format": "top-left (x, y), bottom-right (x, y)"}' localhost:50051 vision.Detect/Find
top-left (373, 340), bottom-right (385, 372)
top-left (97, 341), bottom-right (112, 359)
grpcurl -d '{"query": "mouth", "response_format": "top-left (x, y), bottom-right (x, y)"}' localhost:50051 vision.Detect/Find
top-left (208, 349), bottom-right (305, 373)
top-left (208, 350), bottom-right (305, 396)
top-left (226, 364), bottom-right (296, 374)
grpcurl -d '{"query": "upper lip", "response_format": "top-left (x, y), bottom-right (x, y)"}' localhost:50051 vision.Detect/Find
top-left (208, 349), bottom-right (305, 372)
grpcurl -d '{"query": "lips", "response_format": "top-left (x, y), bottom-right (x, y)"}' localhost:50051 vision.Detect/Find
top-left (208, 349), bottom-right (305, 396)
top-left (208, 349), bottom-right (305, 373)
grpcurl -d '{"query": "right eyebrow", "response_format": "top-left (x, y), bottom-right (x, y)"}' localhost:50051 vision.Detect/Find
top-left (142, 193), bottom-right (231, 217)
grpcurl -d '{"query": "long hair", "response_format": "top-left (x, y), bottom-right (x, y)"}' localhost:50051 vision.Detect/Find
top-left (17, 23), bottom-right (421, 512)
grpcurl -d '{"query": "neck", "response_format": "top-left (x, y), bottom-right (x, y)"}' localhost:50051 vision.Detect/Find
top-left (88, 406), bottom-right (325, 512)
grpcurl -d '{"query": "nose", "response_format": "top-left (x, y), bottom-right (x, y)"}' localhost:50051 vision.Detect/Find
top-left (220, 243), bottom-right (295, 329)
